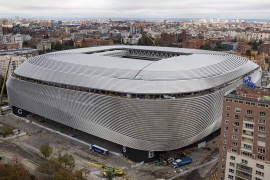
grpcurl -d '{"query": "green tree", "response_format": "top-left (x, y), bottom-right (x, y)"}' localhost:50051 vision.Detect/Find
top-left (0, 125), bottom-right (14, 138)
top-left (246, 49), bottom-right (251, 56)
top-left (104, 171), bottom-right (114, 180)
top-left (252, 42), bottom-right (258, 50)
top-left (39, 142), bottom-right (52, 159)
top-left (58, 153), bottom-right (75, 169)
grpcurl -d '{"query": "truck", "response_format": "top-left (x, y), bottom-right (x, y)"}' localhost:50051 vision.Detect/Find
top-left (90, 144), bottom-right (109, 156)
top-left (172, 157), bottom-right (192, 168)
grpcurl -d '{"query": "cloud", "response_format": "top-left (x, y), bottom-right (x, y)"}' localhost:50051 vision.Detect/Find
top-left (0, 0), bottom-right (270, 19)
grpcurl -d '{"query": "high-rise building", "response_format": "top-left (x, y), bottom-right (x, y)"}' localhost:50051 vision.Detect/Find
top-left (15, 16), bottom-right (19, 23)
top-left (217, 85), bottom-right (270, 180)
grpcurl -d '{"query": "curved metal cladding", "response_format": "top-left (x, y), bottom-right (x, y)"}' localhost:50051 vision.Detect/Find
top-left (6, 46), bottom-right (261, 151)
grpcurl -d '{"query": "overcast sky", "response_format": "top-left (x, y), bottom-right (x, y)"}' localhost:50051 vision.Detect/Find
top-left (0, 0), bottom-right (270, 20)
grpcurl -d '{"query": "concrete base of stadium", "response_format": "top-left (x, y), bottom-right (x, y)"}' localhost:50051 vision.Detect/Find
top-left (12, 106), bottom-right (30, 117)
top-left (12, 106), bottom-right (221, 163)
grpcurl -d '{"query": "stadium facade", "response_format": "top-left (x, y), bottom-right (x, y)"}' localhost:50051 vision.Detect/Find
top-left (7, 46), bottom-right (261, 162)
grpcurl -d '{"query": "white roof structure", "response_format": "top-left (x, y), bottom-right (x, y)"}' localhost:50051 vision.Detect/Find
top-left (14, 45), bottom-right (259, 94)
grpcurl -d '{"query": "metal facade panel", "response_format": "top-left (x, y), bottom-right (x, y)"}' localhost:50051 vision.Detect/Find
top-left (7, 70), bottom-right (261, 151)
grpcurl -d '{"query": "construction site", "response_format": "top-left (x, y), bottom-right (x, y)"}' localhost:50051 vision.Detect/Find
top-left (0, 111), bottom-right (220, 180)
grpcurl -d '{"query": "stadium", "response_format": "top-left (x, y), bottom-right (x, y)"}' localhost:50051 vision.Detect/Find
top-left (7, 45), bottom-right (261, 162)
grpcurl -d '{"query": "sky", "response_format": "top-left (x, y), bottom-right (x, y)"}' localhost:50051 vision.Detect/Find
top-left (0, 0), bottom-right (270, 20)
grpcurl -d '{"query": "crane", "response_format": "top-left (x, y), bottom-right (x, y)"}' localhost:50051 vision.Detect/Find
top-left (87, 162), bottom-right (124, 176)
top-left (144, 34), bottom-right (156, 46)
top-left (0, 56), bottom-right (12, 115)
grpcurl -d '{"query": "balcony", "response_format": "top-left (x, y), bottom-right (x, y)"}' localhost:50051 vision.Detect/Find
top-left (243, 117), bottom-right (254, 123)
top-left (236, 170), bottom-right (252, 180)
top-left (236, 164), bottom-right (253, 174)
top-left (242, 130), bottom-right (254, 138)
top-left (242, 137), bottom-right (253, 145)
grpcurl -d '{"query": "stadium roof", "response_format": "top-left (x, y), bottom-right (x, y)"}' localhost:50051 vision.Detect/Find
top-left (14, 45), bottom-right (259, 94)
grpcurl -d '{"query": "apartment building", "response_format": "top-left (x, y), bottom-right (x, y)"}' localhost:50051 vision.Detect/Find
top-left (0, 55), bottom-right (26, 78)
top-left (218, 85), bottom-right (270, 180)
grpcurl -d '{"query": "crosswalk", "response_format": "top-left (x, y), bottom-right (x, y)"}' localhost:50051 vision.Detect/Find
top-left (207, 172), bottom-right (217, 180)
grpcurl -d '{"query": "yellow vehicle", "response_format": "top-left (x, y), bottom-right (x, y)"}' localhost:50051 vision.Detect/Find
top-left (87, 162), bottom-right (124, 176)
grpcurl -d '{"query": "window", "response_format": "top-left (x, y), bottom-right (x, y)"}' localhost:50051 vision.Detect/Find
top-left (234, 122), bottom-right (240, 126)
top-left (226, 98), bottom-right (232, 102)
top-left (255, 177), bottom-right (263, 180)
top-left (228, 175), bottom-right (233, 179)
top-left (223, 146), bottom-right (227, 151)
top-left (251, 102), bottom-right (256, 106)
top-left (226, 113), bottom-right (230, 118)
top-left (235, 115), bottom-right (240, 119)
top-left (247, 110), bottom-right (253, 114)
top-left (242, 159), bottom-right (248, 164)
top-left (223, 152), bottom-right (226, 157)
top-left (232, 148), bottom-right (237, 153)
top-left (256, 170), bottom-right (264, 177)
top-left (232, 142), bottom-right (238, 147)
top-left (229, 162), bottom-right (235, 167)
top-left (246, 102), bottom-right (251, 105)
top-left (239, 101), bottom-right (243, 104)
top-left (257, 148), bottom-right (266, 154)
top-left (226, 106), bottom-right (231, 110)
top-left (224, 140), bottom-right (227, 144)
top-left (259, 112), bottom-right (266, 116)
top-left (233, 128), bottom-right (239, 133)
top-left (242, 143), bottom-right (252, 150)
top-left (232, 135), bottom-right (238, 140)
top-left (258, 103), bottom-right (268, 108)
top-left (256, 163), bottom-right (264, 169)
top-left (259, 126), bottom-right (266, 132)
top-left (225, 127), bottom-right (228, 131)
top-left (224, 133), bottom-right (228, 138)
top-left (229, 168), bottom-right (234, 173)
top-left (230, 156), bottom-right (235, 160)
top-left (258, 134), bottom-right (266, 139)
top-left (241, 150), bottom-right (252, 157)
top-left (222, 158), bottom-right (225, 162)
top-left (244, 123), bottom-right (254, 129)
top-left (257, 141), bottom-right (266, 147)
top-left (259, 119), bottom-right (266, 124)
top-left (222, 165), bottom-right (225, 169)
top-left (257, 155), bottom-right (265, 161)
top-left (225, 120), bottom-right (229, 124)
top-left (235, 108), bottom-right (241, 113)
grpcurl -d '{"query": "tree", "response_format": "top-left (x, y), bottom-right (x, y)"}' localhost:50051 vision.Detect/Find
top-left (58, 153), bottom-right (75, 169)
top-left (53, 168), bottom-right (73, 180)
top-left (252, 42), bottom-right (258, 50)
top-left (39, 142), bottom-right (52, 158)
top-left (246, 49), bottom-right (251, 56)
top-left (37, 158), bottom-right (82, 180)
top-left (0, 164), bottom-right (35, 180)
top-left (104, 171), bottom-right (114, 180)
top-left (0, 125), bottom-right (14, 138)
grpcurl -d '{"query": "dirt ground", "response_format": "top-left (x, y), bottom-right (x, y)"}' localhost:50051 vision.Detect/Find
top-left (0, 112), bottom-right (220, 180)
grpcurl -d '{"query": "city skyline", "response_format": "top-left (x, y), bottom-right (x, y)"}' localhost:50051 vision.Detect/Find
top-left (0, 0), bottom-right (270, 20)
